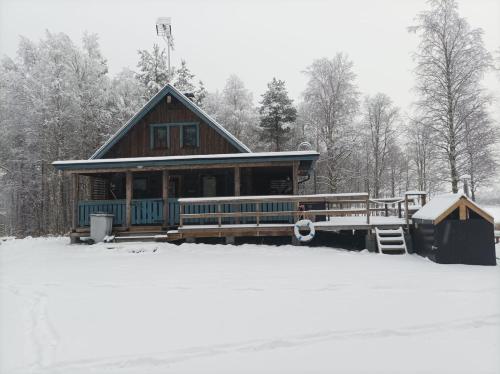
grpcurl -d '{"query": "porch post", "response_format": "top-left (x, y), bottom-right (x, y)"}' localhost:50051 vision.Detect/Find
top-left (234, 167), bottom-right (240, 196)
top-left (162, 170), bottom-right (169, 229)
top-left (71, 173), bottom-right (79, 231)
top-left (234, 167), bottom-right (240, 225)
top-left (125, 171), bottom-right (132, 229)
top-left (292, 161), bottom-right (299, 195)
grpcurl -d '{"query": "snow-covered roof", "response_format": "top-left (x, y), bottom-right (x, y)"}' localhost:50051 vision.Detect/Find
top-left (53, 151), bottom-right (320, 170)
top-left (90, 84), bottom-right (251, 159)
top-left (412, 193), bottom-right (493, 223)
top-left (412, 194), bottom-right (463, 221)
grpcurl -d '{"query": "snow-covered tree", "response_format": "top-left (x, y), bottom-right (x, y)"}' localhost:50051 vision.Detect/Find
top-left (112, 68), bottom-right (145, 124)
top-left (258, 78), bottom-right (297, 151)
top-left (194, 80), bottom-right (208, 107)
top-left (173, 59), bottom-right (195, 93)
top-left (405, 117), bottom-right (440, 194)
top-left (0, 32), bottom-right (134, 235)
top-left (362, 93), bottom-right (399, 197)
top-left (203, 75), bottom-right (259, 148)
top-left (409, 0), bottom-right (494, 193)
top-left (302, 54), bottom-right (360, 192)
top-left (462, 110), bottom-right (498, 200)
top-left (221, 75), bottom-right (258, 144)
top-left (136, 44), bottom-right (171, 100)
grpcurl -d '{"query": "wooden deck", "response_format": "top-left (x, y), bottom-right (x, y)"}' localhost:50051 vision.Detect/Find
top-left (71, 192), bottom-right (425, 243)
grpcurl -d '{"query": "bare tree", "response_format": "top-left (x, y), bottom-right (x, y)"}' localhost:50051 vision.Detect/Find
top-left (461, 110), bottom-right (498, 201)
top-left (409, 0), bottom-right (493, 193)
top-left (405, 117), bottom-right (440, 194)
top-left (362, 93), bottom-right (399, 197)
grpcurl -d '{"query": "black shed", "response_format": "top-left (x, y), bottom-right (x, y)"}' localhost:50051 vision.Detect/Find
top-left (411, 194), bottom-right (496, 266)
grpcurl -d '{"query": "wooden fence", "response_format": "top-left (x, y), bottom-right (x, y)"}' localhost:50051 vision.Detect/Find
top-left (178, 193), bottom-right (377, 228)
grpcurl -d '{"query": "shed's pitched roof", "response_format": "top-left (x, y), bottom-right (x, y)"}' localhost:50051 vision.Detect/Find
top-left (90, 84), bottom-right (251, 159)
top-left (412, 193), bottom-right (493, 224)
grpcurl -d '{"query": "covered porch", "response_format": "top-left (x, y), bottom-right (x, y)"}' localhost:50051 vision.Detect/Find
top-left (52, 151), bottom-right (319, 233)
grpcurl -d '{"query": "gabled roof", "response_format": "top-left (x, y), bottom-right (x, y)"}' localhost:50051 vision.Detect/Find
top-left (412, 193), bottom-right (494, 224)
top-left (90, 84), bottom-right (251, 159)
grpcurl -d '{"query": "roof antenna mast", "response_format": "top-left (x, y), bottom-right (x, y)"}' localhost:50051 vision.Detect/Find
top-left (156, 17), bottom-right (174, 73)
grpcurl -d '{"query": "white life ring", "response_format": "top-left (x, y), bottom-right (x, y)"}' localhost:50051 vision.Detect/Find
top-left (294, 219), bottom-right (315, 242)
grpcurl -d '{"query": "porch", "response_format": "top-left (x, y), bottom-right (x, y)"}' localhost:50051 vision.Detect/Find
top-left (56, 151), bottom-right (319, 233)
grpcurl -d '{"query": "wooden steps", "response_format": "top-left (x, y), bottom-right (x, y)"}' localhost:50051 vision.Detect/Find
top-left (375, 227), bottom-right (407, 254)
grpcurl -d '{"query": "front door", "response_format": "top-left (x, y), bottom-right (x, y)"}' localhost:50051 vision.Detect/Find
top-left (202, 176), bottom-right (217, 197)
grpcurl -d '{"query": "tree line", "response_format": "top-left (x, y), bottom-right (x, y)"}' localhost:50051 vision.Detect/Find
top-left (0, 0), bottom-right (498, 236)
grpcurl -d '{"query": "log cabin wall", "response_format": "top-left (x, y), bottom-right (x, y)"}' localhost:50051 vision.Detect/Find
top-left (103, 95), bottom-right (241, 158)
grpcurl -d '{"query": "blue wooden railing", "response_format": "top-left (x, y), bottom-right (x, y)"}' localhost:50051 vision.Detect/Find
top-left (131, 198), bottom-right (163, 225)
top-left (78, 198), bottom-right (178, 227)
top-left (78, 199), bottom-right (293, 227)
top-left (181, 202), bottom-right (294, 225)
top-left (78, 200), bottom-right (126, 226)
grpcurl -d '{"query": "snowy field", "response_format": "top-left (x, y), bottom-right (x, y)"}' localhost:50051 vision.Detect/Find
top-left (1, 238), bottom-right (499, 374)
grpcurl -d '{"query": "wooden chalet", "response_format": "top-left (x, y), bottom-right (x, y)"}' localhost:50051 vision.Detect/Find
top-left (53, 84), bottom-right (320, 241)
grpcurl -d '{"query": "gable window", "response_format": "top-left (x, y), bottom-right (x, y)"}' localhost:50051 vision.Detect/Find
top-left (151, 125), bottom-right (169, 149)
top-left (150, 122), bottom-right (199, 149)
top-left (181, 124), bottom-right (199, 147)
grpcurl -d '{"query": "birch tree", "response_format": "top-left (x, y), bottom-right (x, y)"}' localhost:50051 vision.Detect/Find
top-left (302, 54), bottom-right (359, 192)
top-left (203, 75), bottom-right (259, 147)
top-left (405, 118), bottom-right (440, 194)
top-left (362, 93), bottom-right (399, 197)
top-left (409, 0), bottom-right (493, 193)
top-left (462, 110), bottom-right (498, 200)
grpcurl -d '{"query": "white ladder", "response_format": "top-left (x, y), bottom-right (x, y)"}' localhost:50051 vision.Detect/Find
top-left (375, 227), bottom-right (407, 254)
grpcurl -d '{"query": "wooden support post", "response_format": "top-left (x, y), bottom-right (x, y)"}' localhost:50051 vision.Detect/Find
top-left (422, 194), bottom-right (427, 206)
top-left (179, 203), bottom-right (184, 227)
top-left (234, 167), bottom-right (240, 224)
top-left (217, 204), bottom-right (222, 227)
top-left (292, 162), bottom-right (300, 224)
top-left (162, 170), bottom-right (169, 229)
top-left (71, 173), bottom-right (79, 232)
top-left (234, 167), bottom-right (240, 196)
top-left (292, 161), bottom-right (299, 195)
top-left (366, 196), bottom-right (370, 224)
top-left (404, 195), bottom-right (409, 229)
top-left (384, 203), bottom-right (388, 217)
top-left (125, 171), bottom-right (132, 229)
top-left (398, 201), bottom-right (402, 218)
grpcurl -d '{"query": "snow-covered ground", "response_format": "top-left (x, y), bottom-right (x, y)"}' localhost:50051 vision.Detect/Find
top-left (1, 237), bottom-right (499, 374)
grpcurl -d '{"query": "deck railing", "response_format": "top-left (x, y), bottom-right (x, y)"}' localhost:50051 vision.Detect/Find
top-left (78, 192), bottom-right (424, 229)
top-left (178, 193), bottom-right (379, 228)
top-left (78, 198), bottom-right (179, 227)
top-left (78, 200), bottom-right (126, 226)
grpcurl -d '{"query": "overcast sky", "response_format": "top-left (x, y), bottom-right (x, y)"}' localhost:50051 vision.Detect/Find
top-left (1, 0), bottom-right (499, 120)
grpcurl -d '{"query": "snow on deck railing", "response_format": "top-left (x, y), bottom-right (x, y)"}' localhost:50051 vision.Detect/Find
top-left (178, 191), bottom-right (428, 229)
top-left (178, 193), bottom-right (369, 204)
top-left (178, 193), bottom-right (373, 227)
